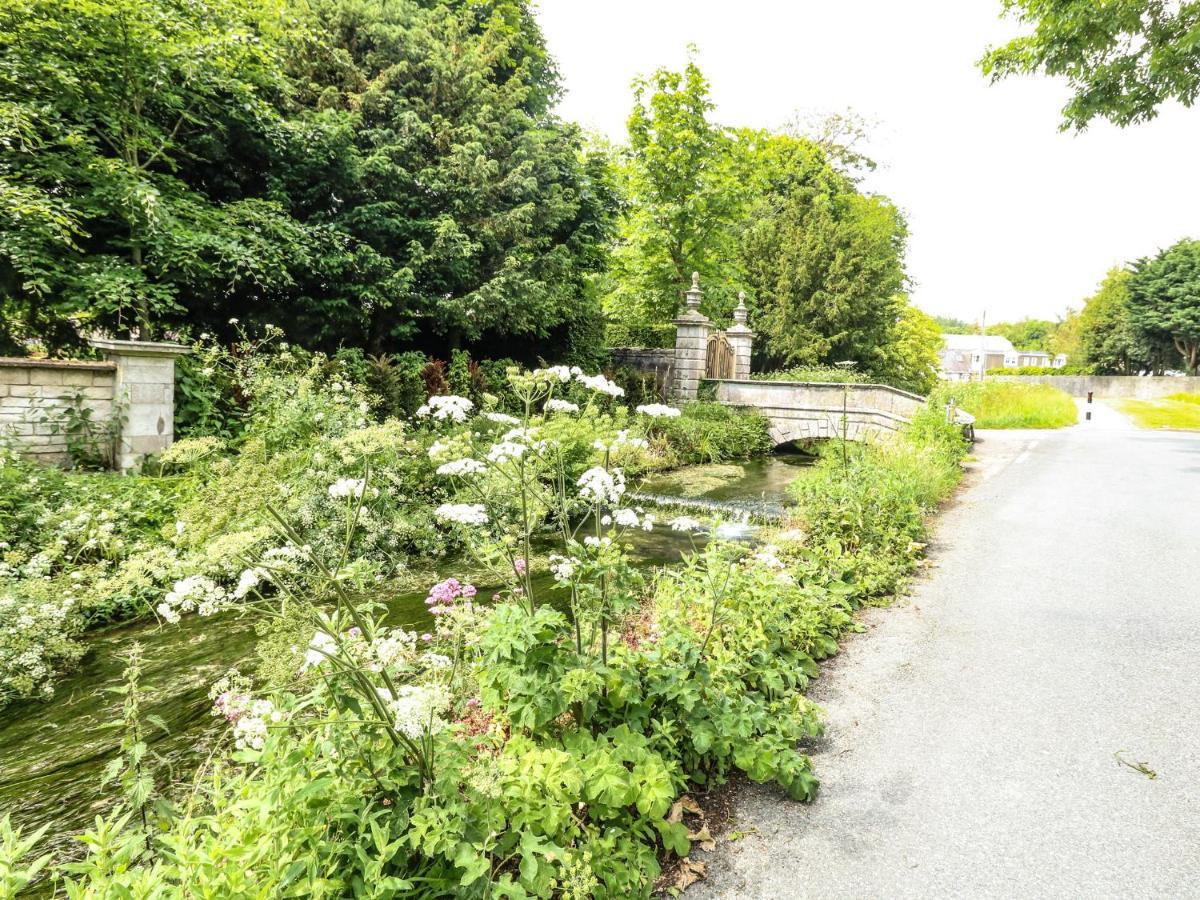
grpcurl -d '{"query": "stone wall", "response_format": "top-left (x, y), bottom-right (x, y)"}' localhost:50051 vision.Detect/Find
top-left (0, 338), bottom-right (187, 469)
top-left (988, 375), bottom-right (1200, 399)
top-left (0, 359), bottom-right (117, 465)
top-left (609, 347), bottom-right (675, 401)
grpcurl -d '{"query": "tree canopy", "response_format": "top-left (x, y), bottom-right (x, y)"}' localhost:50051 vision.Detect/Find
top-left (1128, 239), bottom-right (1200, 374)
top-left (981, 0), bottom-right (1200, 130)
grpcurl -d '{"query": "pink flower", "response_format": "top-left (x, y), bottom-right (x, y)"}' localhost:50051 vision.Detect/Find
top-left (347, 627), bottom-right (362, 639)
top-left (514, 559), bottom-right (527, 575)
top-left (466, 697), bottom-right (480, 708)
top-left (462, 584), bottom-right (477, 598)
top-left (420, 633), bottom-right (433, 642)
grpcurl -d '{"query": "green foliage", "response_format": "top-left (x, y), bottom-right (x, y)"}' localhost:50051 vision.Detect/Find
top-left (643, 402), bottom-right (774, 465)
top-left (980, 0), bottom-right (1200, 130)
top-left (987, 318), bottom-right (1059, 353)
top-left (753, 365), bottom-right (871, 384)
top-left (0, 813), bottom-right (50, 897)
top-left (871, 303), bottom-right (943, 394)
top-left (1128, 239), bottom-right (1200, 374)
top-left (1076, 267), bottom-right (1163, 374)
top-left (789, 412), bottom-right (967, 601)
top-left (35, 387), bottom-right (124, 469)
top-left (986, 365), bottom-right (1093, 375)
top-left (933, 381), bottom-right (1078, 429)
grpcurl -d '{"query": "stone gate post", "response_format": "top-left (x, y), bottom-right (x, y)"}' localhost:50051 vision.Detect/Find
top-left (727, 292), bottom-right (754, 379)
top-left (672, 273), bottom-right (711, 401)
top-left (88, 337), bottom-right (189, 471)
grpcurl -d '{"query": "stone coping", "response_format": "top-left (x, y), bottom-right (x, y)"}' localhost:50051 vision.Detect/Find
top-left (0, 356), bottom-right (116, 371)
top-left (87, 337), bottom-right (190, 357)
top-left (708, 378), bottom-right (927, 402)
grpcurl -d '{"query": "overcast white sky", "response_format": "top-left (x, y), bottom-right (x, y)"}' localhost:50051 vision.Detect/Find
top-left (534, 0), bottom-right (1200, 325)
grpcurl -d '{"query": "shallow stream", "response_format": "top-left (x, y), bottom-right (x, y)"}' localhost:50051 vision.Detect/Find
top-left (0, 454), bottom-right (808, 864)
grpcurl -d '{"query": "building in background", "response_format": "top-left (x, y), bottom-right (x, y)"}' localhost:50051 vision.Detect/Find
top-left (937, 334), bottom-right (1067, 381)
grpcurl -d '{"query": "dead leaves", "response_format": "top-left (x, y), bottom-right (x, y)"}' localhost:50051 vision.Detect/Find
top-left (657, 795), bottom-right (718, 894)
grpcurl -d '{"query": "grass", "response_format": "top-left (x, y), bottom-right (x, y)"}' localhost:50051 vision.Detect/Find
top-left (932, 381), bottom-right (1078, 429)
top-left (1117, 393), bottom-right (1200, 430)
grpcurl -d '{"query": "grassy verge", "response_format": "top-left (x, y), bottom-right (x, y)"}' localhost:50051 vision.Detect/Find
top-left (1117, 393), bottom-right (1200, 430)
top-left (932, 381), bottom-right (1077, 429)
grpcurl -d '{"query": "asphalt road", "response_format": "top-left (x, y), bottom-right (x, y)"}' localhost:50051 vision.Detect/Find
top-left (693, 401), bottom-right (1200, 899)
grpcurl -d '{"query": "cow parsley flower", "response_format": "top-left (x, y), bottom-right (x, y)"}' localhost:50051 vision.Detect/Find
top-left (487, 441), bottom-right (526, 463)
top-left (483, 412), bottom-right (520, 425)
top-left (612, 508), bottom-right (641, 528)
top-left (416, 395), bottom-right (474, 423)
top-left (388, 684), bottom-right (451, 739)
top-left (328, 478), bottom-right (366, 500)
top-left (544, 399), bottom-right (579, 414)
top-left (549, 554), bottom-right (576, 581)
top-left (577, 467), bottom-right (626, 504)
top-left (669, 516), bottom-right (704, 533)
top-left (636, 403), bottom-right (682, 418)
top-left (301, 630), bottom-right (337, 670)
top-left (435, 503), bottom-right (489, 526)
top-left (574, 372), bottom-right (624, 398)
top-left (436, 458), bottom-right (486, 477)
top-left (232, 567), bottom-right (267, 600)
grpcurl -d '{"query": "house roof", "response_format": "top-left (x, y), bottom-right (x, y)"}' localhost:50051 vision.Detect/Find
top-left (940, 333), bottom-right (1014, 353)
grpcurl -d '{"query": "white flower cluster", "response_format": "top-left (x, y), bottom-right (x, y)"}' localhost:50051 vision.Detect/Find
top-left (575, 372), bottom-right (625, 398)
top-left (157, 575), bottom-right (226, 623)
top-left (487, 441), bottom-right (526, 463)
top-left (636, 404), bottom-right (682, 418)
top-left (302, 630), bottom-right (338, 670)
top-left (548, 554), bottom-right (576, 581)
top-left (435, 503), bottom-right (489, 526)
top-left (388, 683), bottom-right (452, 739)
top-left (233, 567), bottom-right (268, 600)
top-left (210, 671), bottom-right (282, 752)
top-left (436, 458), bottom-right (486, 477)
top-left (601, 508), bottom-right (655, 531)
top-left (577, 466), bottom-right (626, 504)
top-left (544, 398), bottom-right (579, 414)
top-left (751, 545), bottom-right (787, 570)
top-left (328, 478), bottom-right (366, 500)
top-left (532, 365), bottom-right (577, 382)
top-left (416, 395), bottom-right (474, 423)
top-left (483, 412), bottom-right (520, 425)
top-left (669, 516), bottom-right (704, 533)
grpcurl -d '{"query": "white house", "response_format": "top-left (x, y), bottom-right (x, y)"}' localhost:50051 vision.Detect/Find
top-left (938, 334), bottom-right (1068, 381)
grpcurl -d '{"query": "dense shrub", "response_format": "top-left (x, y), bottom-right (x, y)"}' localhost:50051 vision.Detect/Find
top-left (644, 402), bottom-right (774, 465)
top-left (752, 365), bottom-right (872, 384)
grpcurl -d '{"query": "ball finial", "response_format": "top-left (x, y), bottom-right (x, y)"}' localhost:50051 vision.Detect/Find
top-left (691, 271), bottom-right (700, 289)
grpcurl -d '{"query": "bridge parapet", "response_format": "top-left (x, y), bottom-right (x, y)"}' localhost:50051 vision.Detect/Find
top-left (710, 379), bottom-right (927, 445)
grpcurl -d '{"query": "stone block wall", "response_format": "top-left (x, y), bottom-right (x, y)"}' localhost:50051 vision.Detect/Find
top-left (609, 347), bottom-right (675, 401)
top-left (988, 374), bottom-right (1200, 399)
top-left (0, 338), bottom-right (187, 469)
top-left (0, 359), bottom-right (118, 465)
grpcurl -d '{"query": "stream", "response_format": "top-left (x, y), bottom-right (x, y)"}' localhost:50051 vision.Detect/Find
top-left (0, 454), bottom-right (810, 865)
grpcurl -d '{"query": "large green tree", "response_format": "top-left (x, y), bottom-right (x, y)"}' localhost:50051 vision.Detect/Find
top-left (988, 319), bottom-right (1058, 352)
top-left (981, 0), bottom-right (1200, 129)
top-left (1128, 239), bottom-right (1200, 373)
top-left (1077, 267), bottom-right (1153, 373)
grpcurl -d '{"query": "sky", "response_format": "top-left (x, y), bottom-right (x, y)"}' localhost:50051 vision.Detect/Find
top-left (534, 0), bottom-right (1200, 326)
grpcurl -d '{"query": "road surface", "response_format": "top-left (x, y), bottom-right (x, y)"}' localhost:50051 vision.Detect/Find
top-left (693, 401), bottom-right (1200, 899)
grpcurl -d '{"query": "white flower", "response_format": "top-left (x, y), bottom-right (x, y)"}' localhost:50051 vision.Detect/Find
top-left (583, 536), bottom-right (612, 548)
top-left (593, 430), bottom-right (649, 452)
top-left (636, 403), bottom-right (682, 418)
top-left (371, 630), bottom-right (417, 669)
top-left (533, 365), bottom-right (573, 382)
top-left (549, 554), bottom-right (576, 581)
top-left (424, 653), bottom-right (452, 669)
top-left (233, 568), bottom-right (266, 600)
top-left (669, 516), bottom-right (704, 533)
top-left (435, 503), bottom-right (489, 526)
top-left (301, 631), bottom-right (337, 671)
top-left (642, 514), bottom-right (656, 532)
top-left (427, 439), bottom-right (455, 461)
top-left (577, 467), bottom-right (626, 504)
top-left (328, 478), bottom-right (366, 500)
top-left (388, 684), bottom-right (451, 738)
top-left (487, 441), bottom-right (526, 463)
top-left (612, 508), bottom-right (641, 528)
top-left (544, 399), bottom-right (579, 414)
top-left (160, 575), bottom-right (226, 621)
top-left (436, 458), bottom-right (486, 477)
top-left (228, 317), bottom-right (239, 325)
top-left (483, 412), bottom-right (520, 425)
top-left (156, 602), bottom-right (181, 625)
top-left (574, 372), bottom-right (624, 398)
top-left (752, 545), bottom-right (787, 570)
top-left (416, 395), bottom-right (474, 423)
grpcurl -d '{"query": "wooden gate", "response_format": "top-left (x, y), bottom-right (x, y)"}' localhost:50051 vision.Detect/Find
top-left (706, 330), bottom-right (734, 380)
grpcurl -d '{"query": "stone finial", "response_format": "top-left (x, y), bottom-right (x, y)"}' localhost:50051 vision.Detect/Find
top-left (684, 271), bottom-right (703, 312)
top-left (733, 291), bottom-right (748, 325)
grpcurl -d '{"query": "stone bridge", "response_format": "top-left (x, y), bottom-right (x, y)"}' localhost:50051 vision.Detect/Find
top-left (710, 379), bottom-right (929, 445)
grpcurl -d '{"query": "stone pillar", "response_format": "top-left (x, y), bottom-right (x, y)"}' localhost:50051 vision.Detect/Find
top-left (727, 292), bottom-right (754, 380)
top-left (88, 338), bottom-right (189, 471)
top-left (672, 273), bottom-right (711, 401)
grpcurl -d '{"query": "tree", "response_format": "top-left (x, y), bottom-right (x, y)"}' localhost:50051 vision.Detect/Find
top-left (873, 301), bottom-right (943, 395)
top-left (1128, 239), bottom-right (1200, 374)
top-left (932, 315), bottom-right (975, 333)
top-left (980, 0), bottom-right (1200, 130)
top-left (740, 155), bottom-right (908, 370)
top-left (988, 319), bottom-right (1057, 352)
top-left (1077, 267), bottom-right (1152, 373)
top-left (603, 53), bottom-right (744, 341)
top-left (0, 0), bottom-right (297, 346)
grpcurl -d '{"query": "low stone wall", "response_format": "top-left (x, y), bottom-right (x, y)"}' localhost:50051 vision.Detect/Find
top-left (0, 359), bottom-right (117, 465)
top-left (609, 347), bottom-right (675, 401)
top-left (989, 375), bottom-right (1200, 399)
top-left (0, 339), bottom-right (187, 469)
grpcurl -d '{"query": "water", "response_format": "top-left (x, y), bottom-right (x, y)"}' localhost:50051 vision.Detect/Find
top-left (0, 454), bottom-right (808, 865)
top-left (638, 454), bottom-right (814, 521)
